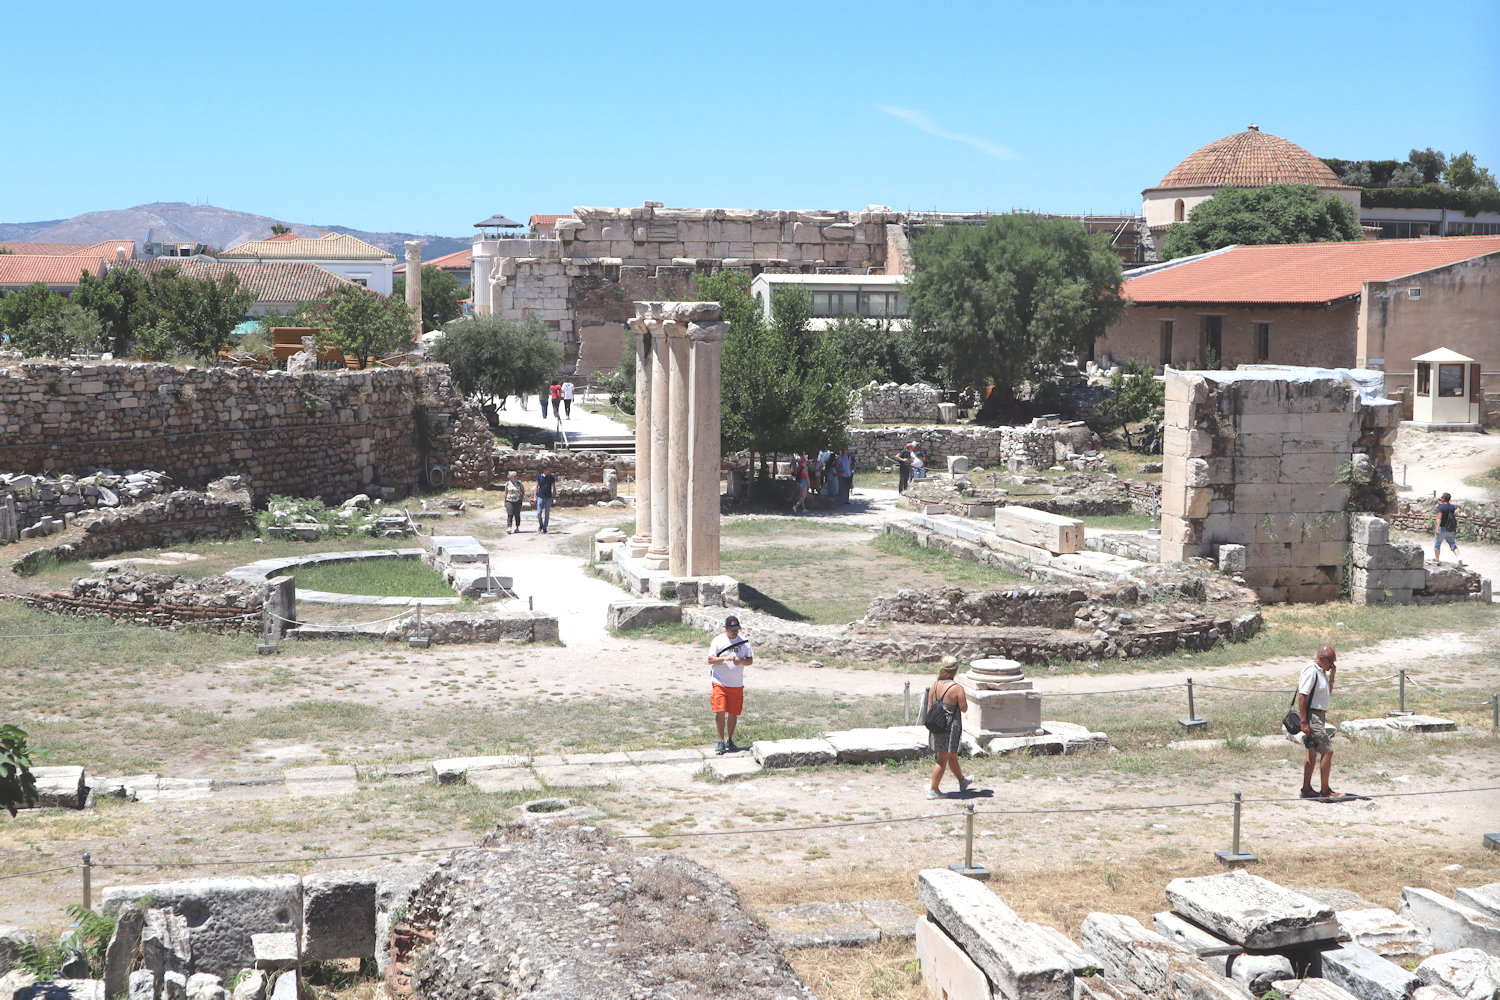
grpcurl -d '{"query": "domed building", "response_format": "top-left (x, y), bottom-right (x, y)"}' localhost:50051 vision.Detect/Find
top-left (1142, 125), bottom-right (1362, 248)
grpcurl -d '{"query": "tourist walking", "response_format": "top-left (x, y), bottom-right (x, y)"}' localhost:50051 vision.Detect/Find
top-left (1297, 645), bottom-right (1338, 799)
top-left (504, 470), bottom-right (525, 533)
top-left (549, 381), bottom-right (563, 421)
top-left (891, 446), bottom-right (913, 493)
top-left (792, 454), bottom-right (811, 513)
top-left (539, 383), bottom-right (550, 419)
top-left (708, 615), bottom-right (754, 754)
top-left (822, 451), bottom-right (839, 497)
top-left (836, 447), bottom-right (853, 505)
top-left (1434, 493), bottom-right (1461, 564)
top-left (925, 659), bottom-right (972, 799)
top-left (561, 379), bottom-right (575, 418)
top-left (535, 466), bottom-right (556, 534)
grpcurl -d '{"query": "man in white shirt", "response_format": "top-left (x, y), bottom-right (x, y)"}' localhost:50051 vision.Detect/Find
top-left (1297, 645), bottom-right (1338, 799)
top-left (561, 379), bottom-right (575, 419)
top-left (707, 615), bottom-right (754, 754)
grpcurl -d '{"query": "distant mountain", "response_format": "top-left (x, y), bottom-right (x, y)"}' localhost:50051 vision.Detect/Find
top-left (0, 202), bottom-right (470, 261)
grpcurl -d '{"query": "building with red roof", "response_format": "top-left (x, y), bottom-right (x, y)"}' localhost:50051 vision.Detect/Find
top-left (392, 246), bottom-right (473, 287)
top-left (1096, 235), bottom-right (1500, 411)
top-left (528, 215), bottom-right (571, 238)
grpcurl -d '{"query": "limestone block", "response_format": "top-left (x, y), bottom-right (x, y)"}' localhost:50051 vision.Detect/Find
top-left (1151, 911), bottom-right (1242, 958)
top-left (914, 915), bottom-right (990, 1000)
top-left (141, 910), bottom-right (192, 987)
top-left (186, 972), bottom-right (225, 1000)
top-left (1218, 544), bottom-right (1247, 574)
top-left (1229, 953), bottom-right (1294, 994)
top-left (948, 456), bottom-right (969, 475)
top-left (1321, 943), bottom-right (1423, 1000)
top-left (752, 738), bottom-right (837, 768)
top-left (1272, 979), bottom-right (1363, 1000)
top-left (104, 906), bottom-right (143, 999)
top-left (1163, 871), bottom-right (1338, 948)
top-left (230, 970), bottom-right (265, 1000)
top-left (1080, 912), bottom-right (1253, 1000)
top-left (1415, 949), bottom-right (1500, 1000)
top-left (1399, 888), bottom-right (1500, 954)
top-left (101, 877), bottom-right (303, 980)
top-left (1350, 516), bottom-right (1392, 548)
top-left (251, 933), bottom-right (296, 972)
top-left (993, 507), bottom-right (1084, 554)
top-left (1336, 907), bottom-right (1434, 964)
top-left (825, 727), bottom-right (928, 764)
top-left (607, 600), bottom-right (681, 632)
top-left (129, 970), bottom-right (156, 1000)
top-left (1076, 978), bottom-right (1153, 1000)
top-left (428, 755), bottom-right (527, 784)
top-left (301, 871), bottom-right (377, 962)
top-left (27, 766), bottom-right (86, 809)
top-left (1453, 884), bottom-right (1500, 920)
top-left (917, 869), bottom-right (1074, 1000)
top-left (966, 689), bottom-right (1042, 735)
top-left (1413, 987), bottom-right (1465, 1000)
top-left (370, 863), bottom-right (431, 975)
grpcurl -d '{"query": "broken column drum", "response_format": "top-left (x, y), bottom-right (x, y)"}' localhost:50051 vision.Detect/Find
top-left (963, 657), bottom-right (1043, 735)
top-left (626, 301), bottom-right (728, 578)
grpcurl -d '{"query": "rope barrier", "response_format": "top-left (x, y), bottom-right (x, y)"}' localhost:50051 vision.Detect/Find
top-left (268, 607), bottom-right (416, 630)
top-left (1037, 683), bottom-right (1181, 698)
top-left (0, 865), bottom-right (78, 881)
top-left (1402, 675), bottom-right (1497, 708)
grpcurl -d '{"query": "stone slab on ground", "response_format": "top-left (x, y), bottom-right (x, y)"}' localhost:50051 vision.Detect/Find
top-left (752, 738), bottom-right (838, 768)
top-left (1027, 922), bottom-right (1097, 976)
top-left (27, 766), bottom-right (87, 810)
top-left (915, 914), bottom-right (990, 1000)
top-left (704, 755), bottom-right (762, 780)
top-left (1416, 949), bottom-right (1500, 1000)
top-left (1399, 888), bottom-right (1500, 954)
top-left (301, 871), bottom-right (377, 962)
top-left (859, 900), bottom-right (920, 941)
top-left (1337, 907), bottom-right (1434, 964)
top-left (1273, 979), bottom-right (1363, 1000)
top-left (562, 751), bottom-right (632, 766)
top-left (1076, 978), bottom-right (1153, 1000)
top-left (918, 868), bottom-right (1073, 1000)
top-left (1299, 888), bottom-right (1378, 912)
top-left (428, 756), bottom-right (528, 784)
top-left (284, 765), bottom-right (358, 799)
top-left (980, 734), bottom-right (1065, 756)
top-left (625, 748), bottom-right (706, 764)
top-left (467, 768), bottom-right (543, 793)
top-left (1342, 716), bottom-right (1458, 736)
top-left (1453, 884), bottom-right (1500, 920)
top-left (1229, 953), bottom-right (1294, 994)
top-left (533, 764), bottom-right (615, 789)
top-left (825, 727), bottom-right (929, 764)
top-left (772, 925), bottom-right (880, 949)
top-left (101, 877), bottom-right (302, 982)
top-left (1152, 911), bottom-right (1244, 958)
top-left (123, 776), bottom-right (213, 803)
top-left (1321, 943), bottom-right (1423, 1000)
top-left (1080, 912), bottom-right (1254, 1000)
top-left (1164, 870), bottom-right (1339, 948)
top-left (606, 600), bottom-right (681, 632)
top-left (994, 506), bottom-right (1085, 554)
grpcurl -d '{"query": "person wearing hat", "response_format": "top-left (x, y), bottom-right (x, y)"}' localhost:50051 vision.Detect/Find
top-left (708, 615), bottom-right (754, 754)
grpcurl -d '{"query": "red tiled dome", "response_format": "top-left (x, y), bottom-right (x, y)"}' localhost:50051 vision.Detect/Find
top-left (1156, 126), bottom-right (1343, 189)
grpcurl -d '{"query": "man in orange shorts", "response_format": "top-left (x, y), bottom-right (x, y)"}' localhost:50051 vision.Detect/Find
top-left (708, 615), bottom-right (754, 754)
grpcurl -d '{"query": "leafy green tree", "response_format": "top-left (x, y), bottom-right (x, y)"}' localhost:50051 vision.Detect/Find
top-left (1444, 151), bottom-right (1497, 191)
top-left (1091, 361), bottom-right (1165, 451)
top-left (270, 221), bottom-right (292, 235)
top-left (1388, 163), bottom-right (1424, 188)
top-left (393, 265), bottom-right (465, 333)
top-left (143, 267), bottom-right (255, 360)
top-left (906, 215), bottom-right (1125, 400)
top-left (427, 313), bottom-right (563, 419)
top-left (825, 314), bottom-right (944, 388)
top-left (0, 281), bottom-right (67, 335)
top-left (9, 303), bottom-right (104, 359)
top-left (72, 265), bottom-right (150, 355)
top-left (1162, 185), bottom-right (1364, 260)
top-left (1408, 147), bottom-right (1447, 184)
top-left (301, 284), bottom-right (414, 368)
top-left (1, 724), bottom-right (37, 816)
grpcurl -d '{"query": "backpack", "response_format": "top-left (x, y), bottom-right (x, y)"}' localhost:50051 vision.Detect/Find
top-left (1440, 506), bottom-right (1457, 532)
top-left (924, 682), bottom-right (954, 734)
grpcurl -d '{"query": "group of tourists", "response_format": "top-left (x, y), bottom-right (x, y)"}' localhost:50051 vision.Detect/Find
top-left (790, 448), bottom-right (854, 513)
top-left (539, 379), bottom-right (575, 420)
top-left (890, 441), bottom-right (927, 493)
top-left (502, 467), bottom-right (558, 534)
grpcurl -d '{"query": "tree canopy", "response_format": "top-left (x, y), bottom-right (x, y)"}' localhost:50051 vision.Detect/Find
top-left (1161, 184), bottom-right (1364, 260)
top-left (393, 264), bottom-right (466, 333)
top-left (824, 314), bottom-right (945, 388)
top-left (427, 313), bottom-right (563, 410)
top-left (144, 267), bottom-right (255, 360)
top-left (73, 265), bottom-right (150, 355)
top-left (1445, 151), bottom-right (1497, 191)
top-left (905, 215), bottom-right (1125, 397)
top-left (304, 284), bottom-right (414, 368)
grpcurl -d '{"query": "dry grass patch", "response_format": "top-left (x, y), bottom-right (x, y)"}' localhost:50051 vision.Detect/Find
top-left (785, 937), bottom-right (924, 1000)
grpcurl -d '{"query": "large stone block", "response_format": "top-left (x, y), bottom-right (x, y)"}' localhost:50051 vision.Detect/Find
top-left (1415, 949), bottom-right (1500, 1000)
top-left (27, 766), bottom-right (86, 810)
top-left (1400, 888), bottom-right (1500, 954)
top-left (301, 872), bottom-right (376, 962)
top-left (1453, 885), bottom-right (1500, 921)
top-left (1351, 515), bottom-right (1390, 547)
top-left (1164, 871), bottom-right (1338, 948)
top-left (917, 869), bottom-right (1073, 1000)
top-left (825, 728), bottom-right (928, 764)
top-left (104, 906), bottom-right (144, 1000)
top-left (606, 600), bottom-right (681, 632)
top-left (1273, 978), bottom-right (1363, 1000)
top-left (751, 738), bottom-right (837, 768)
top-left (1337, 908), bottom-right (1434, 964)
top-left (1151, 911), bottom-right (1242, 959)
top-left (1229, 953), bottom-right (1294, 994)
top-left (1321, 943), bottom-right (1423, 1000)
top-left (100, 877), bottom-right (303, 981)
top-left (914, 915), bottom-right (990, 1000)
top-left (369, 863), bottom-right (431, 975)
top-left (993, 507), bottom-right (1084, 555)
top-left (1080, 913), bottom-right (1253, 1000)
top-left (1, 925), bottom-right (38, 975)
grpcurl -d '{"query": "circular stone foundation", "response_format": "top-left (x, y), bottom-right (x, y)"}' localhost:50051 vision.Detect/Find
top-left (225, 548), bottom-right (462, 606)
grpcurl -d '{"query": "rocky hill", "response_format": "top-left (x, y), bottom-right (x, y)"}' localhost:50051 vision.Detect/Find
top-left (0, 202), bottom-right (470, 260)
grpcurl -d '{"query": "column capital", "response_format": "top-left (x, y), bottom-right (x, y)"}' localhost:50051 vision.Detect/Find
top-left (633, 300), bottom-right (721, 325)
top-left (687, 321), bottom-right (729, 344)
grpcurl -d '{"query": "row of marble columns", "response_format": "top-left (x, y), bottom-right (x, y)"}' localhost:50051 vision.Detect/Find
top-left (625, 301), bottom-right (726, 578)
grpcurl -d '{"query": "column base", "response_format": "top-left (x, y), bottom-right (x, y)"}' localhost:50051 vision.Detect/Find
top-left (643, 549), bottom-right (671, 571)
top-left (627, 536), bottom-right (651, 558)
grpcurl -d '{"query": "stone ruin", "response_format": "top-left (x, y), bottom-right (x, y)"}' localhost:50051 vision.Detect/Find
top-left (0, 470), bottom-right (175, 543)
top-left (852, 381), bottom-right (943, 423)
top-left (1349, 513), bottom-right (1489, 605)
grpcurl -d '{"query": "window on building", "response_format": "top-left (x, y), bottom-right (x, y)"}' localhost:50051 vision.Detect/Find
top-left (1173, 199), bottom-right (1185, 222)
top-left (1159, 320), bottom-right (1174, 366)
top-left (1202, 316), bottom-right (1223, 367)
top-left (1255, 322), bottom-right (1270, 362)
top-left (1439, 363), bottom-right (1465, 397)
top-left (1416, 362), bottom-right (1431, 395)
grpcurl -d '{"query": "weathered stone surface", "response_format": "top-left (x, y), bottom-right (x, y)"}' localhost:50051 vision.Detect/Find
top-left (994, 506), bottom-right (1085, 554)
top-left (1453, 884), bottom-right (1500, 921)
top-left (1164, 870), bottom-right (1338, 948)
top-left (103, 906), bottom-right (144, 1000)
top-left (467, 768), bottom-right (542, 793)
top-left (773, 925), bottom-right (880, 949)
top-left (266, 971), bottom-right (295, 1000)
top-left (1075, 977), bottom-right (1153, 1000)
top-left (1413, 986), bottom-right (1465, 1000)
top-left (229, 969), bottom-right (265, 1000)
top-left (606, 599), bottom-right (681, 632)
top-left (1273, 978), bottom-right (1363, 1000)
top-left (301, 872), bottom-right (376, 962)
top-left (1337, 907), bottom-right (1434, 964)
top-left (1080, 912), bottom-right (1254, 1000)
top-left (915, 915), bottom-right (990, 1000)
top-left (186, 972), bottom-right (225, 1000)
top-left (1322, 943), bottom-right (1424, 1000)
top-left (141, 910), bottom-right (192, 987)
top-left (250, 933), bottom-right (295, 972)
top-left (918, 868), bottom-right (1073, 1000)
top-left (26, 767), bottom-right (86, 810)
top-left (369, 863), bottom-right (431, 976)
top-left (1400, 888), bottom-right (1500, 954)
top-left (859, 900), bottom-right (920, 940)
top-left (1027, 922), bottom-right (1097, 976)
top-left (704, 754), bottom-right (762, 780)
top-left (752, 738), bottom-right (837, 768)
top-left (283, 765), bottom-right (357, 799)
top-left (0, 926), bottom-right (37, 975)
top-left (128, 969), bottom-right (154, 1000)
top-left (428, 755), bottom-right (527, 784)
top-left (1152, 911), bottom-right (1243, 958)
top-left (826, 728), bottom-right (928, 764)
top-left (1416, 949), bottom-right (1500, 1000)
top-left (1228, 953), bottom-right (1294, 994)
top-left (101, 877), bottom-right (302, 981)
top-left (1297, 888), bottom-right (1377, 912)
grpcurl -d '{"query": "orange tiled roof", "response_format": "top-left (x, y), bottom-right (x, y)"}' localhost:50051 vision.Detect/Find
top-left (1125, 236), bottom-right (1500, 307)
top-left (264, 232), bottom-right (307, 241)
top-left (1151, 126), bottom-right (1344, 190)
top-left (124, 259), bottom-right (362, 304)
top-left (394, 247), bottom-right (473, 274)
top-left (0, 239), bottom-right (134, 257)
top-left (220, 231), bottom-right (394, 260)
top-left (529, 214), bottom-right (570, 229)
top-left (0, 255), bottom-right (111, 287)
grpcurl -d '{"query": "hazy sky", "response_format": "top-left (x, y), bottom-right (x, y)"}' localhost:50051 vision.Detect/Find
top-left (7, 0), bottom-right (1496, 236)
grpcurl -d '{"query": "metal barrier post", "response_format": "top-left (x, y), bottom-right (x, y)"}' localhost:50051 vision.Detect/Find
top-left (947, 803), bottom-right (990, 881)
top-left (1492, 693), bottom-right (1498, 732)
top-left (81, 852), bottom-right (92, 910)
top-left (409, 604), bottom-right (429, 648)
top-left (1214, 791), bottom-right (1258, 866)
top-left (1179, 677), bottom-right (1206, 728)
top-left (1391, 668), bottom-right (1412, 717)
top-left (904, 681), bottom-right (911, 726)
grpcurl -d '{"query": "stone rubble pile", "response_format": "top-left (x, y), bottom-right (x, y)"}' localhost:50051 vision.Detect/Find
top-left (19, 567), bottom-right (264, 633)
top-left (0, 469), bottom-right (175, 542)
top-left (260, 494), bottom-right (413, 540)
top-left (852, 381), bottom-right (944, 423)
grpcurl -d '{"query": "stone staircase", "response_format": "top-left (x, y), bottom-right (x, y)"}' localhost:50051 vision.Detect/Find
top-left (561, 432), bottom-right (635, 455)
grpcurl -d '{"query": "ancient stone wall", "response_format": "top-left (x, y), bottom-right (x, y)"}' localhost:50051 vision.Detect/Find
top-left (866, 586), bottom-right (1087, 628)
top-left (491, 447), bottom-right (634, 481)
top-left (852, 381), bottom-right (942, 423)
top-left (1349, 513), bottom-right (1489, 605)
top-left (1160, 370), bottom-right (1401, 603)
top-left (18, 568), bottom-right (264, 633)
top-left (0, 361), bottom-right (492, 501)
top-left (846, 425), bottom-right (1058, 470)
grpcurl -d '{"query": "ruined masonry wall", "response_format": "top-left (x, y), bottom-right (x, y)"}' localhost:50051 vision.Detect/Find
top-left (846, 425), bottom-right (1057, 470)
top-left (853, 382), bottom-right (942, 423)
top-left (0, 362), bottom-right (493, 501)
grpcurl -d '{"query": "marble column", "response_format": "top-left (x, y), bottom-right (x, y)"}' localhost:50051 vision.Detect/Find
top-left (643, 316), bottom-right (673, 572)
top-left (687, 320), bottom-right (726, 576)
top-left (627, 320), bottom-right (652, 557)
top-left (666, 320), bottom-right (691, 577)
top-left (403, 241), bottom-right (423, 343)
top-left (470, 251), bottom-right (492, 314)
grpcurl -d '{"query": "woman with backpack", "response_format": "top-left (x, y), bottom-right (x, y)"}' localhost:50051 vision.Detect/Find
top-left (924, 659), bottom-right (975, 799)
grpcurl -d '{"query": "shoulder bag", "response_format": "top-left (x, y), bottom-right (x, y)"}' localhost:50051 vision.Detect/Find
top-left (924, 682), bottom-right (953, 734)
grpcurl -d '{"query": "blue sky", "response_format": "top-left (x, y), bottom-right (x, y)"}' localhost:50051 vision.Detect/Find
top-left (6, 0), bottom-right (1496, 236)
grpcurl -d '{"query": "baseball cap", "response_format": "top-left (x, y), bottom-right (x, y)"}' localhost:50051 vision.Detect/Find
top-left (725, 615), bottom-right (740, 628)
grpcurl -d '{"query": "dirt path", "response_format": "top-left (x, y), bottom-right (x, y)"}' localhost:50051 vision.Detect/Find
top-left (1394, 429), bottom-right (1500, 502)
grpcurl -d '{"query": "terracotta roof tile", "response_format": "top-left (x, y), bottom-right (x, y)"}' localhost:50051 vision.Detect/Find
top-left (1125, 236), bottom-right (1500, 306)
top-left (0, 255), bottom-right (111, 287)
top-left (123, 259), bottom-right (361, 305)
top-left (220, 231), bottom-right (394, 260)
top-left (394, 247), bottom-right (473, 275)
top-left (1152, 126), bottom-right (1344, 190)
top-left (0, 240), bottom-right (135, 257)
top-left (529, 215), bottom-right (571, 228)
top-left (264, 232), bottom-right (307, 241)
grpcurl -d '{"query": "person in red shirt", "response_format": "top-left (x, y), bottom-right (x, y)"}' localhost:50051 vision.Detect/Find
top-left (549, 382), bottom-right (563, 420)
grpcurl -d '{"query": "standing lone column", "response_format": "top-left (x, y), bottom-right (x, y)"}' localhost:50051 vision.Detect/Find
top-left (687, 318), bottom-right (726, 576)
top-left (404, 240), bottom-right (423, 344)
top-left (643, 313), bottom-right (673, 572)
top-left (627, 318), bottom-right (653, 557)
top-left (666, 319), bottom-right (691, 577)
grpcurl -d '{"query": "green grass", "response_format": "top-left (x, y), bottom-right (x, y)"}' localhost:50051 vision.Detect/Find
top-left (615, 621), bottom-right (705, 644)
top-left (289, 557), bottom-right (454, 597)
top-left (1079, 512), bottom-right (1156, 531)
top-left (867, 533), bottom-right (1027, 587)
top-left (722, 518), bottom-right (865, 538)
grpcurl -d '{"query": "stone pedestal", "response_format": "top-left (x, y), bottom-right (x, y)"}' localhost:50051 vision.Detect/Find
top-left (963, 658), bottom-right (1043, 735)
